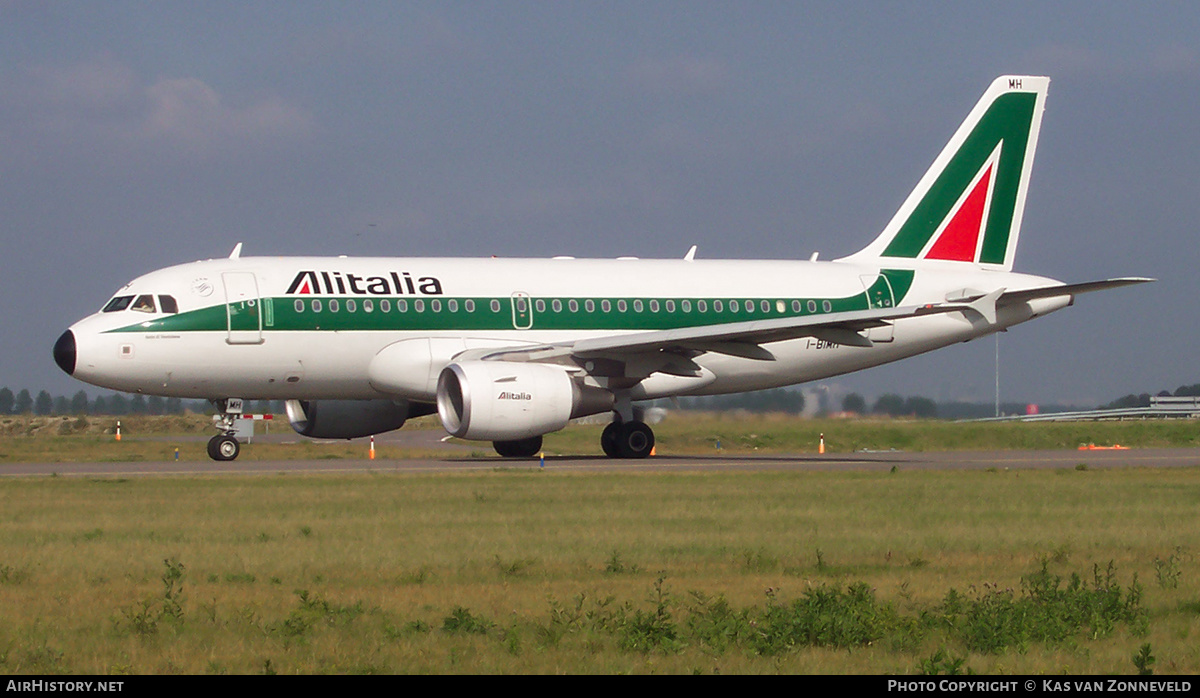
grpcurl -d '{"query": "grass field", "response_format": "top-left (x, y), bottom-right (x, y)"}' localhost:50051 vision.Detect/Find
top-left (3, 412), bottom-right (1199, 462)
top-left (0, 414), bottom-right (1198, 674)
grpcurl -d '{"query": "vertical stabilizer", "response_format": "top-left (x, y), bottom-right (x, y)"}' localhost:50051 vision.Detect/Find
top-left (842, 76), bottom-right (1049, 271)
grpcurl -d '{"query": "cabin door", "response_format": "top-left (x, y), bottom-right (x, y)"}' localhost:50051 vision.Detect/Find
top-left (223, 272), bottom-right (263, 344)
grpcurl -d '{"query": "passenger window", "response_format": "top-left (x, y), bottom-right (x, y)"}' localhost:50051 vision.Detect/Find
top-left (131, 295), bottom-right (156, 313)
top-left (159, 296), bottom-right (179, 314)
top-left (102, 296), bottom-right (134, 313)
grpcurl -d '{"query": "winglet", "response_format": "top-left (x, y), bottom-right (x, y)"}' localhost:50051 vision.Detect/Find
top-left (683, 245), bottom-right (697, 261)
top-left (229, 243), bottom-right (243, 260)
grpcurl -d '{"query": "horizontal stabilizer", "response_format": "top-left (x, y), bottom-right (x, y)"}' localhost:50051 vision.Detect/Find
top-left (1000, 277), bottom-right (1155, 303)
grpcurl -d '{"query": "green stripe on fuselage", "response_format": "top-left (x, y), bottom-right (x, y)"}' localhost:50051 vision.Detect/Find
top-left (107, 270), bottom-right (916, 335)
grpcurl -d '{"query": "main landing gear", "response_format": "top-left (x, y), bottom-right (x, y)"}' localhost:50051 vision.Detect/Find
top-left (599, 395), bottom-right (655, 459)
top-left (600, 418), bottom-right (655, 459)
top-left (207, 398), bottom-right (243, 462)
top-left (490, 423), bottom-right (653, 459)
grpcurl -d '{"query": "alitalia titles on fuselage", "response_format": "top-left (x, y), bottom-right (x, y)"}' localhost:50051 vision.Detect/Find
top-left (286, 270), bottom-right (445, 296)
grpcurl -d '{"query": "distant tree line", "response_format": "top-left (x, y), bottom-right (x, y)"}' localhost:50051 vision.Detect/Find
top-left (0, 387), bottom-right (283, 417)
top-left (1101, 383), bottom-right (1200, 410)
top-left (864, 393), bottom-right (938, 418)
top-left (679, 388), bottom-right (806, 414)
top-left (676, 388), bottom-right (1109, 419)
top-left (5, 381), bottom-right (1194, 420)
top-left (676, 389), bottom-right (939, 417)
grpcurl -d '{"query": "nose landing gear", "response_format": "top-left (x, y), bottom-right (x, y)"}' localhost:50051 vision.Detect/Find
top-left (207, 398), bottom-right (244, 461)
top-left (207, 433), bottom-right (240, 461)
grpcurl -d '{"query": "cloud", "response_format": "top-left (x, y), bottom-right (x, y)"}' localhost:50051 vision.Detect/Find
top-left (143, 77), bottom-right (312, 156)
top-left (3, 56), bottom-right (312, 159)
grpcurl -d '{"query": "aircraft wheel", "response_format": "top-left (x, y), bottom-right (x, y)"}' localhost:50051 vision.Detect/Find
top-left (207, 435), bottom-right (240, 462)
top-left (615, 421), bottom-right (654, 459)
top-left (600, 422), bottom-right (621, 458)
top-left (493, 435), bottom-right (543, 458)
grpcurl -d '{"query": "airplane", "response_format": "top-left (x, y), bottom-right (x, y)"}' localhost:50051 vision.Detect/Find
top-left (52, 75), bottom-right (1151, 461)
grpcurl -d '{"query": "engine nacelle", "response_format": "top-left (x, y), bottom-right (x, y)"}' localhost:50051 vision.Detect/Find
top-left (286, 399), bottom-right (413, 440)
top-left (437, 361), bottom-right (586, 441)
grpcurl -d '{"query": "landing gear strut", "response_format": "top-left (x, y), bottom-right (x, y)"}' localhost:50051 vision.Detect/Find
top-left (207, 398), bottom-right (244, 462)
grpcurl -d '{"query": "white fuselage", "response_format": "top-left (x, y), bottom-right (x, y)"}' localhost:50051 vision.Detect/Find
top-left (61, 255), bottom-right (1070, 406)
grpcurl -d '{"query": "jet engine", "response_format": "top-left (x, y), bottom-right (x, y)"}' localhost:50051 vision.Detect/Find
top-left (285, 399), bottom-right (423, 439)
top-left (436, 361), bottom-right (609, 441)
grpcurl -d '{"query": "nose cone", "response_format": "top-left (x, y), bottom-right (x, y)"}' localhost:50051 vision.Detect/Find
top-left (53, 330), bottom-right (76, 376)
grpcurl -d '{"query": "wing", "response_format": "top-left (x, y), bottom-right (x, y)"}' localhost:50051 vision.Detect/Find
top-left (460, 302), bottom-right (965, 382)
top-left (457, 277), bottom-right (1154, 382)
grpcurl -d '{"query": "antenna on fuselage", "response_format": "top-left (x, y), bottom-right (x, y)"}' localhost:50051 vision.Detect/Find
top-left (229, 243), bottom-right (243, 259)
top-left (683, 245), bottom-right (697, 261)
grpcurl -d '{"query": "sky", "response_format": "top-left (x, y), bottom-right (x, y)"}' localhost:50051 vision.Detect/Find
top-left (2, 1), bottom-right (1197, 407)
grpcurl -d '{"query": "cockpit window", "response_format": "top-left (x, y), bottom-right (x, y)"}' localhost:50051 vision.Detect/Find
top-left (102, 295), bottom-right (134, 313)
top-left (159, 295), bottom-right (178, 314)
top-left (131, 295), bottom-right (157, 313)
